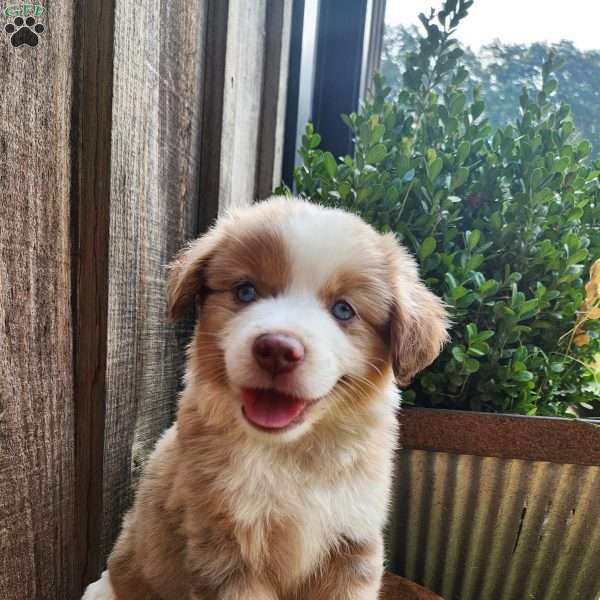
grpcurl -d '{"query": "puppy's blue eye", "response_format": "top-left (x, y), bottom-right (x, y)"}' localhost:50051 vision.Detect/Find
top-left (331, 300), bottom-right (356, 321)
top-left (235, 282), bottom-right (258, 303)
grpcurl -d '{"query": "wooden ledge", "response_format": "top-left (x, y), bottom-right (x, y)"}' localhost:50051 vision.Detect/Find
top-left (381, 572), bottom-right (443, 600)
top-left (399, 408), bottom-right (600, 466)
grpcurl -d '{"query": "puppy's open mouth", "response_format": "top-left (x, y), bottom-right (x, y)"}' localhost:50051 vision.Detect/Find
top-left (241, 388), bottom-right (314, 431)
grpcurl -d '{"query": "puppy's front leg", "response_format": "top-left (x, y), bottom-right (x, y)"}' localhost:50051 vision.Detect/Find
top-left (306, 536), bottom-right (384, 600)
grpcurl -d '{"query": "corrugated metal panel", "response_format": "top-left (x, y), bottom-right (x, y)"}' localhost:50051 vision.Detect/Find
top-left (387, 450), bottom-right (600, 600)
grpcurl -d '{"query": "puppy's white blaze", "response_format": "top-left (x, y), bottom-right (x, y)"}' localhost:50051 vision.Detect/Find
top-left (282, 203), bottom-right (384, 292)
top-left (81, 571), bottom-right (115, 600)
top-left (222, 292), bottom-right (364, 402)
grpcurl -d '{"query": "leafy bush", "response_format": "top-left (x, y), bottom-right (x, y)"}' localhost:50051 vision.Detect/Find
top-left (288, 0), bottom-right (600, 415)
top-left (381, 26), bottom-right (600, 157)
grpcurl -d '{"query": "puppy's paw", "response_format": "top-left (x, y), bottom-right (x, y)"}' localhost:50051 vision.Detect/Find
top-left (82, 571), bottom-right (116, 600)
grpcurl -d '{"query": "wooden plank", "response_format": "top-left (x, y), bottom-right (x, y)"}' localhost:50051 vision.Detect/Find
top-left (200, 0), bottom-right (293, 219)
top-left (400, 408), bottom-right (600, 467)
top-left (100, 0), bottom-right (206, 561)
top-left (255, 0), bottom-right (293, 199)
top-left (217, 0), bottom-right (268, 211)
top-left (197, 0), bottom-right (229, 229)
top-left (71, 0), bottom-right (117, 590)
top-left (0, 3), bottom-right (77, 599)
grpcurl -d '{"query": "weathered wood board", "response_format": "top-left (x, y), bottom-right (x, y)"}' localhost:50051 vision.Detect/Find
top-left (100, 0), bottom-right (207, 563)
top-left (0, 2), bottom-right (77, 598)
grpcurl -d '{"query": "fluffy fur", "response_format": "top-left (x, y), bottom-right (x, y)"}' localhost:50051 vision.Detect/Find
top-left (83, 197), bottom-right (449, 600)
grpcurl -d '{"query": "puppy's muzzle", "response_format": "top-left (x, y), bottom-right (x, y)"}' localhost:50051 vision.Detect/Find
top-left (252, 333), bottom-right (305, 375)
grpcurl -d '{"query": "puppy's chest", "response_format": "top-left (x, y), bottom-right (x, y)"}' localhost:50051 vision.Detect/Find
top-left (224, 455), bottom-right (380, 581)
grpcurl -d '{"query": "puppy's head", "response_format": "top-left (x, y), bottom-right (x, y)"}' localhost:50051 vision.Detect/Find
top-left (169, 197), bottom-right (448, 442)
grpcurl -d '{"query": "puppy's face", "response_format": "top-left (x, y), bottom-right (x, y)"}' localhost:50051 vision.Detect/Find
top-left (169, 198), bottom-right (448, 442)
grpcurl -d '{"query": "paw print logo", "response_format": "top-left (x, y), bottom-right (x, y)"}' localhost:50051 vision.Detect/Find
top-left (4, 16), bottom-right (44, 47)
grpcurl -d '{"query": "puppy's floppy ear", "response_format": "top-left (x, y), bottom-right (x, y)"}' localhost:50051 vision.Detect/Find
top-left (167, 229), bottom-right (222, 320)
top-left (383, 234), bottom-right (450, 386)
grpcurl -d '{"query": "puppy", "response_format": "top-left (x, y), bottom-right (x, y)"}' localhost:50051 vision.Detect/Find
top-left (83, 196), bottom-right (448, 600)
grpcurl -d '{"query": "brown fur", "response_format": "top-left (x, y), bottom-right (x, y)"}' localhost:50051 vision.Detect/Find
top-left (103, 197), bottom-right (449, 600)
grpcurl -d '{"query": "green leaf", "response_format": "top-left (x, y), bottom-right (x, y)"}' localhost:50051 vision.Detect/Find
top-left (464, 358), bottom-right (480, 373)
top-left (323, 152), bottom-right (337, 178)
top-left (402, 168), bottom-right (416, 183)
top-left (468, 342), bottom-right (490, 357)
top-left (420, 237), bottom-right (437, 260)
top-left (450, 93), bottom-right (467, 116)
top-left (340, 113), bottom-right (353, 129)
top-left (466, 323), bottom-right (478, 340)
top-left (466, 229), bottom-right (481, 250)
top-left (370, 124), bottom-right (386, 145)
top-left (543, 78), bottom-right (558, 96)
top-left (429, 157), bottom-right (443, 180)
top-left (445, 272), bottom-right (458, 289)
top-left (480, 280), bottom-right (499, 296)
top-left (309, 133), bottom-right (321, 148)
top-left (530, 168), bottom-right (545, 190)
top-left (450, 167), bottom-right (469, 191)
top-left (513, 371), bottom-right (534, 382)
top-left (452, 346), bottom-right (466, 363)
top-left (568, 248), bottom-right (589, 265)
top-left (475, 330), bottom-right (495, 342)
top-left (471, 101), bottom-right (485, 120)
top-left (519, 298), bottom-right (539, 316)
top-left (457, 141), bottom-right (471, 164)
top-left (577, 140), bottom-right (592, 157)
top-left (451, 285), bottom-right (468, 300)
top-left (365, 144), bottom-right (387, 164)
top-left (338, 182), bottom-right (352, 199)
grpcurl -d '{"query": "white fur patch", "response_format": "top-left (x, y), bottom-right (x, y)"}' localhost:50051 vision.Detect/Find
top-left (81, 571), bottom-right (115, 600)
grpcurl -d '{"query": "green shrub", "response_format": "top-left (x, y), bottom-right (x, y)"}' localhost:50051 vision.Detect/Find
top-left (288, 0), bottom-right (600, 415)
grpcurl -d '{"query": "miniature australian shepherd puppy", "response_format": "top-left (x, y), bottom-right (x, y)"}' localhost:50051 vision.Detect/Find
top-left (83, 196), bottom-right (449, 600)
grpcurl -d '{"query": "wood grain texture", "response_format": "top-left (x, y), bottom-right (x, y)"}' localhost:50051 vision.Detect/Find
top-left (197, 0), bottom-right (229, 229)
top-left (217, 0), bottom-right (267, 211)
top-left (100, 0), bottom-right (206, 562)
top-left (255, 0), bottom-right (293, 199)
top-left (200, 0), bottom-right (293, 218)
top-left (71, 0), bottom-right (116, 589)
top-left (0, 2), bottom-right (77, 599)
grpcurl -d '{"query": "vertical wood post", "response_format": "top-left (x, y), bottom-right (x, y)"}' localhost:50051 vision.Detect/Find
top-left (71, 0), bottom-right (116, 590)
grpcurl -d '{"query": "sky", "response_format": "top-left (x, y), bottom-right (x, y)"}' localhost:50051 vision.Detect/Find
top-left (385, 0), bottom-right (600, 51)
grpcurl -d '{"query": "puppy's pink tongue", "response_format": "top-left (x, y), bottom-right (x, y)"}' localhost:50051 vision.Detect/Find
top-left (241, 389), bottom-right (306, 429)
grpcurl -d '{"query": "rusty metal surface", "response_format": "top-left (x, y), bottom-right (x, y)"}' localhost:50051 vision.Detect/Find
top-left (381, 572), bottom-right (443, 600)
top-left (400, 408), bottom-right (600, 467)
top-left (387, 450), bottom-right (600, 600)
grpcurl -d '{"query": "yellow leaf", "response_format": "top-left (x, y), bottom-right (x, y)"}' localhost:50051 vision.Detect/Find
top-left (585, 281), bottom-right (600, 305)
top-left (587, 307), bottom-right (600, 320)
top-left (574, 333), bottom-right (591, 347)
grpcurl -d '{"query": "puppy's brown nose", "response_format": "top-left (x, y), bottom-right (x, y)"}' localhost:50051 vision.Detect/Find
top-left (253, 333), bottom-right (305, 375)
